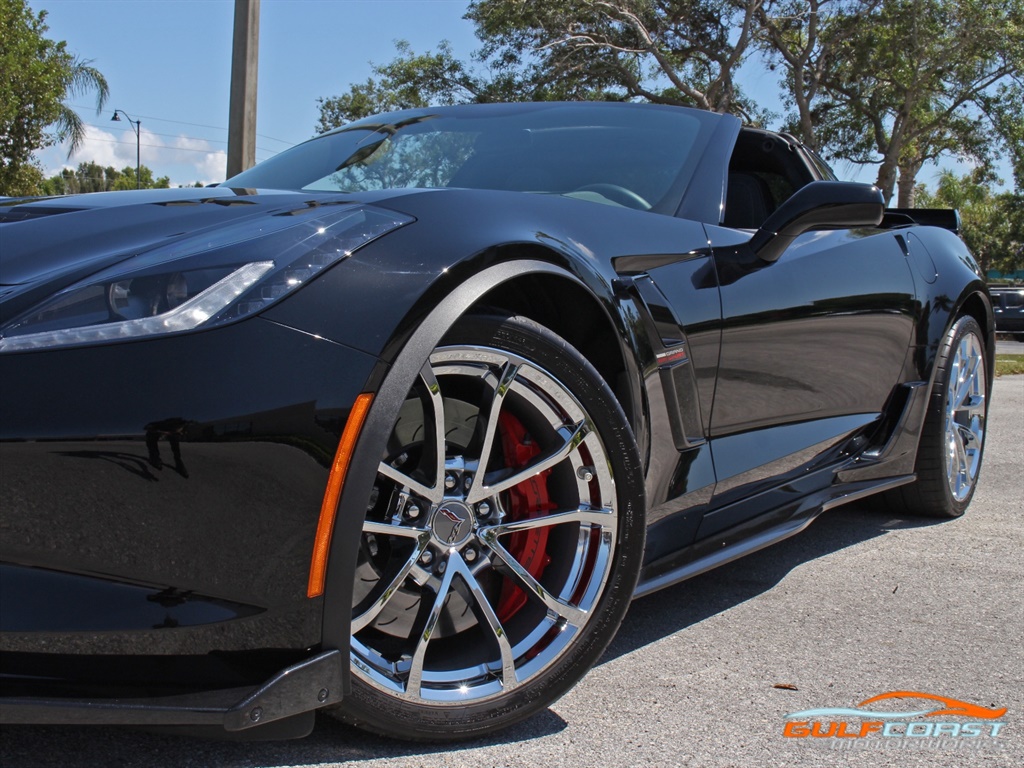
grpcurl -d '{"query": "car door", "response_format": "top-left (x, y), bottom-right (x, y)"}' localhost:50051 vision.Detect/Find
top-left (695, 148), bottom-right (918, 537)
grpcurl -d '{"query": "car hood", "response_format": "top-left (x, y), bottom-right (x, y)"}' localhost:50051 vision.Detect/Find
top-left (0, 187), bottom-right (387, 287)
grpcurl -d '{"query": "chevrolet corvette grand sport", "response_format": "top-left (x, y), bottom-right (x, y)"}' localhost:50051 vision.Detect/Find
top-left (0, 102), bottom-right (993, 741)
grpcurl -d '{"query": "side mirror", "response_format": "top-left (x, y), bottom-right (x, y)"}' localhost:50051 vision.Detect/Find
top-left (750, 181), bottom-right (884, 263)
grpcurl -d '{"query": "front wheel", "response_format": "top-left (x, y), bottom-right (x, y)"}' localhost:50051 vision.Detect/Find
top-left (885, 315), bottom-right (989, 518)
top-left (334, 314), bottom-right (645, 740)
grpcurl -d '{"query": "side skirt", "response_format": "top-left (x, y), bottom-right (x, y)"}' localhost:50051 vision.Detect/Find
top-left (634, 474), bottom-right (914, 599)
top-left (0, 649), bottom-right (343, 737)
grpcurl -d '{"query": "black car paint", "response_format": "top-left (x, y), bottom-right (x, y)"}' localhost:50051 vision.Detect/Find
top-left (990, 286), bottom-right (1024, 336)
top-left (0, 105), bottom-right (993, 734)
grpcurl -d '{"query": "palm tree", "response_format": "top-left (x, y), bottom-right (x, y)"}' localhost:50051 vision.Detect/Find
top-left (53, 56), bottom-right (109, 157)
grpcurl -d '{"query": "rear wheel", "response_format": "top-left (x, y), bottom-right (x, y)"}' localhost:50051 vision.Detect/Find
top-left (886, 315), bottom-right (988, 518)
top-left (335, 314), bottom-right (644, 740)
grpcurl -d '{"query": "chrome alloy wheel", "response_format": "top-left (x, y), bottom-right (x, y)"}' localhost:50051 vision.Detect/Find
top-left (943, 330), bottom-right (986, 502)
top-left (350, 345), bottom-right (618, 705)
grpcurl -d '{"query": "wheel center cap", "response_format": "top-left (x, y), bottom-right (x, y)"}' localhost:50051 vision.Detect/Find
top-left (430, 501), bottom-right (474, 547)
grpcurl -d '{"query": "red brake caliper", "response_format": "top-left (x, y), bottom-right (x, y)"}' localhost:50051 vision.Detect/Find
top-left (495, 411), bottom-right (554, 623)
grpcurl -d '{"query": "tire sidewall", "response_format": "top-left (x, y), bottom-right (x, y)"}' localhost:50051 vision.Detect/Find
top-left (920, 315), bottom-right (988, 517)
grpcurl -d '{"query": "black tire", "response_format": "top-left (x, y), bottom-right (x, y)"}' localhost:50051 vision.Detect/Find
top-left (884, 315), bottom-right (989, 518)
top-left (333, 314), bottom-right (645, 741)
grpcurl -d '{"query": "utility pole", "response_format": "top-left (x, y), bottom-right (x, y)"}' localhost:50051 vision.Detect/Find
top-left (226, 0), bottom-right (260, 178)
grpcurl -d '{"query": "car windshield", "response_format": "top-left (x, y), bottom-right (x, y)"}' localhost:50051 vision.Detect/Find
top-left (224, 103), bottom-right (714, 215)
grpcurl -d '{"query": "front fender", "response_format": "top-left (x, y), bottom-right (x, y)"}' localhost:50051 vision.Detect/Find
top-left (315, 259), bottom-right (616, 679)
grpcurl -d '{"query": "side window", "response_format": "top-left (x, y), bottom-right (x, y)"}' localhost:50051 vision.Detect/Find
top-left (805, 148), bottom-right (839, 181)
top-left (723, 129), bottom-right (814, 229)
top-left (756, 171), bottom-right (798, 210)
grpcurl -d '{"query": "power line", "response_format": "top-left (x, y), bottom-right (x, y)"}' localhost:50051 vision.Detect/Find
top-left (88, 122), bottom-right (226, 145)
top-left (83, 122), bottom-right (279, 156)
top-left (77, 133), bottom-right (276, 160)
top-left (67, 103), bottom-right (295, 146)
top-left (80, 135), bottom-right (227, 155)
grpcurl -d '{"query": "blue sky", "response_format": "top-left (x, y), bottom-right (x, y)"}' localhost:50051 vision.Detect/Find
top-left (32, 0), bottom-right (1007, 189)
top-left (35, 0), bottom-right (480, 185)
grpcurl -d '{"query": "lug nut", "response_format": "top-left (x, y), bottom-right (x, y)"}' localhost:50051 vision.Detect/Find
top-left (419, 550), bottom-right (434, 566)
top-left (463, 474), bottom-right (473, 491)
top-left (476, 502), bottom-right (491, 518)
top-left (464, 547), bottom-right (478, 563)
top-left (436, 559), bottom-right (447, 575)
top-left (366, 485), bottom-right (380, 512)
top-left (577, 466), bottom-right (595, 483)
top-left (392, 452), bottom-right (408, 467)
top-left (405, 502), bottom-right (421, 519)
top-left (444, 473), bottom-right (458, 490)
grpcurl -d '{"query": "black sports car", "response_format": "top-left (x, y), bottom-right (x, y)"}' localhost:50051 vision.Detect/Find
top-left (0, 102), bottom-right (993, 741)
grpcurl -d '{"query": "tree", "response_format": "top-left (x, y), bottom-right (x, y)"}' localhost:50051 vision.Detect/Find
top-left (39, 162), bottom-right (169, 196)
top-left (917, 170), bottom-right (1024, 276)
top-left (316, 2), bottom-right (772, 132)
top-left (0, 0), bottom-right (108, 195)
top-left (808, 0), bottom-right (1023, 205)
top-left (315, 38), bottom-right (611, 132)
top-left (314, 0), bottom-right (1021, 202)
top-left (0, 160), bottom-right (45, 196)
top-left (113, 165), bottom-right (170, 191)
top-left (468, 0), bottom-right (768, 120)
top-left (755, 0), bottom-right (881, 150)
top-left (317, 41), bottom-right (487, 130)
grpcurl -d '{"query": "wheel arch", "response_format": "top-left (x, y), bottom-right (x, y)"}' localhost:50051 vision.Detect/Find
top-left (318, 256), bottom-right (646, 688)
top-left (920, 284), bottom-right (995, 392)
top-left (906, 226), bottom-right (994, 388)
top-left (957, 287), bottom-right (996, 385)
top-left (467, 254), bottom-right (640, 434)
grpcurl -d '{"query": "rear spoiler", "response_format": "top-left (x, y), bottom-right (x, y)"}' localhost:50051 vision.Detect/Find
top-left (881, 208), bottom-right (961, 235)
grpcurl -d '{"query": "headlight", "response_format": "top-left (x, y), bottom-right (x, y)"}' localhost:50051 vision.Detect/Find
top-left (0, 204), bottom-right (413, 352)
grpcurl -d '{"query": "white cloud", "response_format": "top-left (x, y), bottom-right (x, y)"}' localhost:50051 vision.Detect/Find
top-left (164, 134), bottom-right (227, 186)
top-left (42, 124), bottom-right (133, 177)
top-left (44, 125), bottom-right (227, 187)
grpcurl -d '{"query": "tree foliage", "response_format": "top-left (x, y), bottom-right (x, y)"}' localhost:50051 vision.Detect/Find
top-left (918, 170), bottom-right (1024, 276)
top-left (314, 38), bottom-right (617, 131)
top-left (0, 0), bottom-right (109, 196)
top-left (316, 41), bottom-right (484, 130)
top-left (802, 0), bottom-right (1024, 205)
top-left (38, 162), bottom-right (170, 196)
top-left (316, 0), bottom-right (1022, 201)
top-left (468, 0), bottom-right (768, 120)
top-left (755, 0), bottom-right (882, 151)
top-left (316, 2), bottom-right (774, 133)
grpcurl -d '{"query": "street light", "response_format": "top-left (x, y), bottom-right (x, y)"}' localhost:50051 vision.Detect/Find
top-left (110, 110), bottom-right (141, 189)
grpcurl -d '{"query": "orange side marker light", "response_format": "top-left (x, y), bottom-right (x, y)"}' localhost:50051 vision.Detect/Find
top-left (307, 393), bottom-right (374, 598)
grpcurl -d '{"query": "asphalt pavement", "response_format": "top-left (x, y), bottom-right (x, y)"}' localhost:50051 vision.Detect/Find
top-left (2, 376), bottom-right (1022, 768)
top-left (996, 338), bottom-right (1024, 355)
